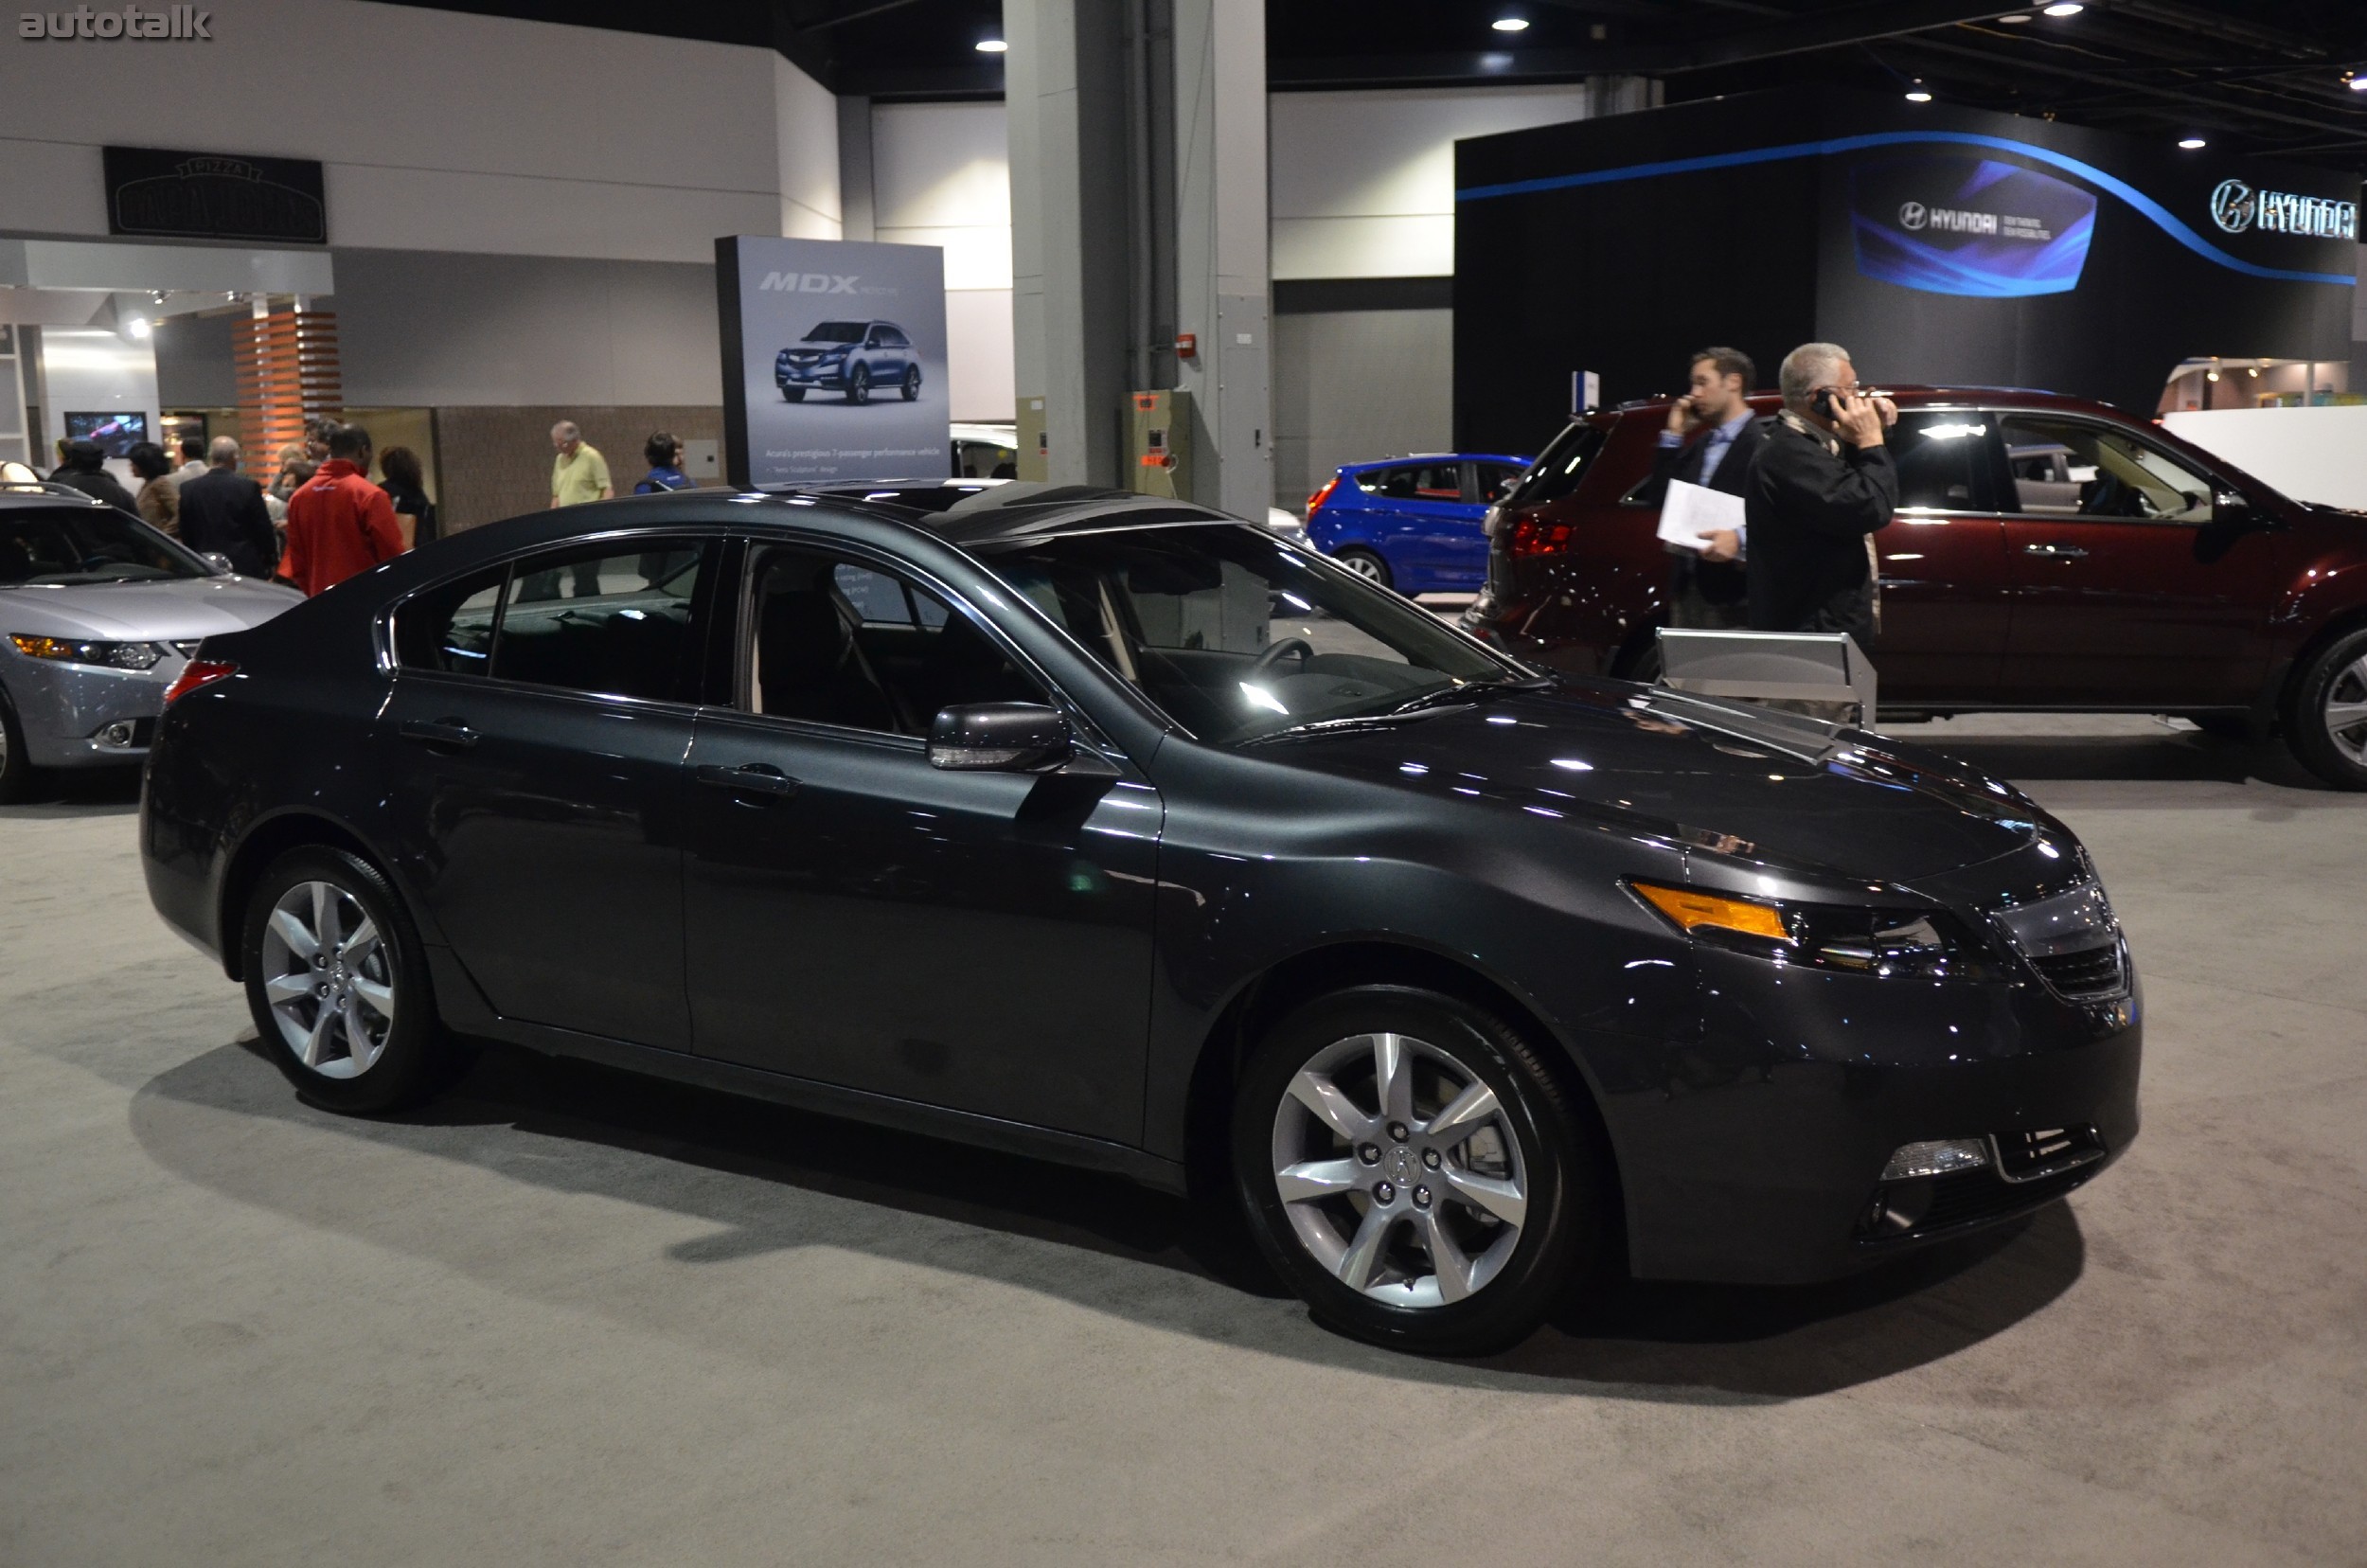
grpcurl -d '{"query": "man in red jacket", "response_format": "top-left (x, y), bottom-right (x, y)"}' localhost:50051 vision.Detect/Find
top-left (281, 423), bottom-right (405, 596)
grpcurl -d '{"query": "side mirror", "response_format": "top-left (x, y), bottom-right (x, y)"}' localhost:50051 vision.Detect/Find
top-left (927, 703), bottom-right (1076, 772)
top-left (203, 552), bottom-right (236, 576)
top-left (2213, 490), bottom-right (2258, 525)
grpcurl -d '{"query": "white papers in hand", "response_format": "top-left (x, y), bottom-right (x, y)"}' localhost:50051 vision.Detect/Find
top-left (1657, 479), bottom-right (1747, 552)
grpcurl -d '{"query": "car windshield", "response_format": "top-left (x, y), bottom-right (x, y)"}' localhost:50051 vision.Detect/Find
top-left (981, 524), bottom-right (1522, 744)
top-left (803, 322), bottom-right (867, 344)
top-left (0, 504), bottom-right (208, 587)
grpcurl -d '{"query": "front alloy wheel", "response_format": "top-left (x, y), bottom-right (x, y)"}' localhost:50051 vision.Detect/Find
top-left (1271, 1030), bottom-right (1529, 1307)
top-left (845, 365), bottom-right (871, 405)
top-left (2287, 628), bottom-right (2367, 790)
top-left (1234, 986), bottom-right (1597, 1353)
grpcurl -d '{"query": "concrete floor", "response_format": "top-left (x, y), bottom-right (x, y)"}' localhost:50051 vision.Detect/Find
top-left (4, 716), bottom-right (2363, 1565)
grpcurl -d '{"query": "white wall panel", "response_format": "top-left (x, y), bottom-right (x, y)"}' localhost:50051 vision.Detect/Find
top-left (874, 102), bottom-right (1013, 416)
top-left (775, 55), bottom-right (844, 240)
top-left (2163, 405), bottom-right (2367, 510)
top-left (946, 288), bottom-right (1016, 422)
top-left (1268, 85), bottom-right (1593, 278)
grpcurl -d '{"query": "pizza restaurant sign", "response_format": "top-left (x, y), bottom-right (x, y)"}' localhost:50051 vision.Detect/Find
top-left (18, 5), bottom-right (212, 38)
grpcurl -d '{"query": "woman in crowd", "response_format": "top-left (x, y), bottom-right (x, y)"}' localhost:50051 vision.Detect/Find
top-left (126, 441), bottom-right (180, 536)
top-left (378, 446), bottom-right (437, 549)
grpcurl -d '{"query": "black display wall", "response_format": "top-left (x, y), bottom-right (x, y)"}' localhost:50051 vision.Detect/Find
top-left (1453, 90), bottom-right (2360, 457)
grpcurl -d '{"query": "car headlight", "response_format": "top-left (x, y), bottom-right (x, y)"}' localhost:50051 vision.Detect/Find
top-left (9, 634), bottom-right (164, 671)
top-left (1628, 880), bottom-right (1997, 980)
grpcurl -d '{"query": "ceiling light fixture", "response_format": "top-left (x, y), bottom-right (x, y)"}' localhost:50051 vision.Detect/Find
top-left (2179, 135), bottom-right (2207, 149)
top-left (2205, 369), bottom-right (2220, 382)
top-left (1492, 16), bottom-right (1530, 31)
top-left (2040, 3), bottom-right (2083, 15)
top-left (2348, 74), bottom-right (2367, 92)
top-left (2247, 366), bottom-right (2260, 377)
top-left (125, 316), bottom-right (151, 338)
top-left (974, 37), bottom-right (1006, 53)
top-left (1998, 10), bottom-right (2030, 21)
top-left (1905, 80), bottom-right (1933, 103)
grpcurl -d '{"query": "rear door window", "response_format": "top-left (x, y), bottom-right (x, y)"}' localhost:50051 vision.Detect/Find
top-left (1890, 413), bottom-right (1999, 512)
top-left (1504, 421), bottom-right (1609, 508)
top-left (395, 540), bottom-right (708, 701)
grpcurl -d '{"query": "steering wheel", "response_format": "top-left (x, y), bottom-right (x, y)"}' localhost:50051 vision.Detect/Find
top-left (1252, 637), bottom-right (1315, 674)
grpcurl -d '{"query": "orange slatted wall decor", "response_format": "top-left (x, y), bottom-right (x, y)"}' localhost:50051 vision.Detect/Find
top-left (234, 309), bottom-right (342, 478)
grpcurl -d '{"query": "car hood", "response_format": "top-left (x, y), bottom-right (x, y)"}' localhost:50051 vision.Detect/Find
top-left (1247, 680), bottom-right (2048, 884)
top-left (0, 576), bottom-right (303, 641)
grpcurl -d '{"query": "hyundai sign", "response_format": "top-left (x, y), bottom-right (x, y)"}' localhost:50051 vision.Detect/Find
top-left (1852, 155), bottom-right (2098, 297)
top-left (716, 236), bottom-right (949, 489)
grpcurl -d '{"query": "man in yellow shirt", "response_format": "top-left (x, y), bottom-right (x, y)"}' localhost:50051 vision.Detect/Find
top-left (549, 421), bottom-right (613, 508)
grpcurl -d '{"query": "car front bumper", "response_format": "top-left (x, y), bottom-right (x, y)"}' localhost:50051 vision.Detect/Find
top-left (2, 648), bottom-right (187, 768)
top-left (1600, 952), bottom-right (2141, 1285)
top-left (777, 364), bottom-right (853, 388)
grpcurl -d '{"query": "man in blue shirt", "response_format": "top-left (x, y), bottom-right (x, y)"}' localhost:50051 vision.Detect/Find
top-left (1644, 347), bottom-right (1765, 631)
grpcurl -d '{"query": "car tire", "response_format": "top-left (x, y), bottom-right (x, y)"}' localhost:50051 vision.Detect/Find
top-left (1231, 985), bottom-right (1601, 1355)
top-left (781, 387), bottom-right (806, 402)
top-left (240, 846), bottom-right (460, 1114)
top-left (2285, 626), bottom-right (2367, 790)
top-left (901, 366), bottom-right (922, 401)
top-left (1334, 548), bottom-right (1394, 591)
top-left (845, 365), bottom-right (871, 405)
top-left (0, 683), bottom-right (44, 804)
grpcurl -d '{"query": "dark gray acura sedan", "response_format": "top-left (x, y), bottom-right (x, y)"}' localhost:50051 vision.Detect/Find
top-left (141, 482), bottom-right (2139, 1353)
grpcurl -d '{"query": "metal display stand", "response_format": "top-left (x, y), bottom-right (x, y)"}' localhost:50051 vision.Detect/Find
top-left (1655, 629), bottom-right (1877, 726)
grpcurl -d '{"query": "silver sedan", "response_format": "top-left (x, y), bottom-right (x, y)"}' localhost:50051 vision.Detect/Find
top-left (0, 479), bottom-right (301, 799)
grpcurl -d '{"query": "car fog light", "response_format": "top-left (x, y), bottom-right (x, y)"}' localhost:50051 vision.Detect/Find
top-left (98, 721), bottom-right (138, 748)
top-left (1881, 1139), bottom-right (1990, 1181)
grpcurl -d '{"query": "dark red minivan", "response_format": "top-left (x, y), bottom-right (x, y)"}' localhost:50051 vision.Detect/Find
top-left (1465, 387), bottom-right (2367, 789)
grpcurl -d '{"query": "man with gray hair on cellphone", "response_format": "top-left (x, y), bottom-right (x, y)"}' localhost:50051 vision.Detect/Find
top-left (1743, 341), bottom-right (1898, 645)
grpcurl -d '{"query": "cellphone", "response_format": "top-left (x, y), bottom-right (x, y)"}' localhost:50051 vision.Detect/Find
top-left (1812, 388), bottom-right (1840, 420)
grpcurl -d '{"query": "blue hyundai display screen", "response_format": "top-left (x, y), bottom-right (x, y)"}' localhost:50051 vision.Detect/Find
top-left (1850, 155), bottom-right (2098, 297)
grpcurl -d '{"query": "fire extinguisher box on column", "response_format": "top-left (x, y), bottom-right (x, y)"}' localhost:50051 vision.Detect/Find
top-left (1127, 389), bottom-right (1192, 501)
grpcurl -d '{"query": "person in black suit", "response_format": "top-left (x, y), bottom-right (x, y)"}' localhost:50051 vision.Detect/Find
top-left (176, 437), bottom-right (282, 579)
top-left (1641, 347), bottom-right (1765, 630)
top-left (1744, 342), bottom-right (1898, 642)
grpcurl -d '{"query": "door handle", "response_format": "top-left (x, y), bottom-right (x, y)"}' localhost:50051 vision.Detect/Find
top-left (400, 718), bottom-right (479, 750)
top-left (696, 762), bottom-right (800, 799)
top-left (2022, 543), bottom-right (2089, 559)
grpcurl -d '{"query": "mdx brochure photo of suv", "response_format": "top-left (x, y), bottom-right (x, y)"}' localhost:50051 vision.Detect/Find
top-left (1467, 386), bottom-right (2367, 790)
top-left (143, 481), bottom-right (2139, 1353)
top-left (775, 320), bottom-right (921, 405)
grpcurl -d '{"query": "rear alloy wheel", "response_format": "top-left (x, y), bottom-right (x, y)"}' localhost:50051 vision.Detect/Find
top-left (900, 365), bottom-right (922, 401)
top-left (241, 846), bottom-right (457, 1113)
top-left (845, 365), bottom-right (871, 405)
top-left (1334, 548), bottom-right (1394, 591)
top-left (0, 684), bottom-right (44, 804)
top-left (1233, 986), bottom-right (1598, 1354)
top-left (2286, 628), bottom-right (2367, 790)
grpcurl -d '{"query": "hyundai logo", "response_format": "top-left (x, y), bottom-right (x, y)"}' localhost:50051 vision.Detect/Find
top-left (2210, 180), bottom-right (2256, 234)
top-left (1898, 201), bottom-right (1928, 231)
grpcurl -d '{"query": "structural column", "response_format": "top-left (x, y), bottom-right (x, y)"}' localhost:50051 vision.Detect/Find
top-left (1169, 0), bottom-right (1269, 520)
top-left (1006, 0), bottom-right (1132, 488)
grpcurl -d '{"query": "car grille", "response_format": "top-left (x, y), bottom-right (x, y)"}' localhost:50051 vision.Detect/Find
top-left (1988, 881), bottom-right (2130, 1004)
top-left (1993, 1125), bottom-right (2108, 1183)
top-left (2028, 944), bottom-right (2127, 1002)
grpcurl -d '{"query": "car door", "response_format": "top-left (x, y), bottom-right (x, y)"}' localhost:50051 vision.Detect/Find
top-left (1862, 412), bottom-right (2016, 704)
top-left (1388, 461), bottom-right (1478, 591)
top-left (679, 540), bottom-right (1161, 1142)
top-left (379, 536), bottom-right (715, 1050)
top-left (1988, 411), bottom-right (2284, 706)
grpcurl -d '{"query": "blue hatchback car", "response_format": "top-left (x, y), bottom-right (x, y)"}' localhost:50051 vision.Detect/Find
top-left (1304, 454), bottom-right (1531, 595)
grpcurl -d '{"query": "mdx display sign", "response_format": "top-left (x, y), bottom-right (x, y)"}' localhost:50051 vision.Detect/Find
top-left (715, 236), bottom-right (948, 489)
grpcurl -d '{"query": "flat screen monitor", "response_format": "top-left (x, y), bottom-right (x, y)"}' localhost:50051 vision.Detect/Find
top-left (63, 411), bottom-right (150, 458)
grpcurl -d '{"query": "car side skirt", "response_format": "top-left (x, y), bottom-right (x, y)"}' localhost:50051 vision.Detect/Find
top-left (468, 1013), bottom-right (1194, 1196)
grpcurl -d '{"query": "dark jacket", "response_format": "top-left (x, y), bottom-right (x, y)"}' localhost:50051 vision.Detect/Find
top-left (177, 467), bottom-right (281, 578)
top-left (1643, 414), bottom-right (1767, 609)
top-left (381, 480), bottom-right (438, 547)
top-left (1744, 412), bottom-right (1897, 639)
top-left (53, 466), bottom-right (140, 515)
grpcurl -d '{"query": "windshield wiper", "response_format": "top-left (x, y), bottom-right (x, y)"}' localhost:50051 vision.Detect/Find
top-left (1387, 675), bottom-right (1553, 715)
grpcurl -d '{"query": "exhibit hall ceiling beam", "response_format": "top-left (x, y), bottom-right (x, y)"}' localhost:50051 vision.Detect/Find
top-left (1664, 0), bottom-right (2024, 74)
top-left (781, 0), bottom-right (931, 32)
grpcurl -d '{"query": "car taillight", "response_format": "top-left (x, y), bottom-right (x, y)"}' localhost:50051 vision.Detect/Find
top-left (163, 659), bottom-right (238, 705)
top-left (1504, 517), bottom-right (1575, 557)
top-left (1306, 476), bottom-right (1339, 515)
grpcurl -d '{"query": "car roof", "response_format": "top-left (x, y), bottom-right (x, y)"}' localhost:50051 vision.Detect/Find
top-left (530, 479), bottom-right (1236, 550)
top-left (1607, 385), bottom-right (2134, 420)
top-left (0, 481), bottom-right (117, 511)
top-left (1339, 452), bottom-right (1530, 472)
